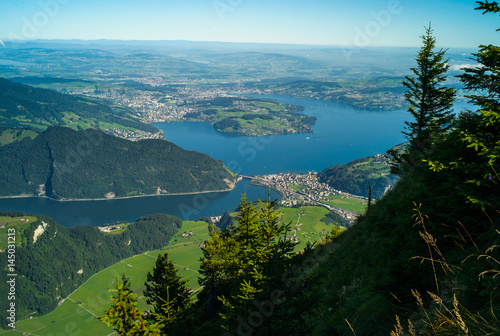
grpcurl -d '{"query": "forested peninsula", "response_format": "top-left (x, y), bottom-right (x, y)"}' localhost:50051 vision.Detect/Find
top-left (319, 154), bottom-right (399, 199)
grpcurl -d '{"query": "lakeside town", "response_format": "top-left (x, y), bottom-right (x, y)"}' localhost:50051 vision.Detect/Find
top-left (66, 79), bottom-right (234, 124)
top-left (250, 172), bottom-right (367, 223)
top-left (69, 77), bottom-right (403, 131)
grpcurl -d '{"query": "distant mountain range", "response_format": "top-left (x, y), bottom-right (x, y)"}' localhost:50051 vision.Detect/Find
top-left (0, 126), bottom-right (236, 200)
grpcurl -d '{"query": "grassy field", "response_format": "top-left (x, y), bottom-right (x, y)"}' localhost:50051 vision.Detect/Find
top-left (0, 128), bottom-right (38, 146)
top-left (0, 221), bottom-right (209, 336)
top-left (324, 195), bottom-right (367, 213)
top-left (349, 157), bottom-right (389, 179)
top-left (278, 205), bottom-right (333, 250)
top-left (0, 216), bottom-right (37, 250)
top-left (0, 209), bottom-right (333, 335)
top-left (290, 184), bottom-right (307, 191)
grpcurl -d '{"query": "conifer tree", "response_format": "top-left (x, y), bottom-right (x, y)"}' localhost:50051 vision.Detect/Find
top-left (198, 195), bottom-right (297, 332)
top-left (121, 272), bottom-right (131, 291)
top-left (99, 277), bottom-right (138, 335)
top-left (143, 252), bottom-right (191, 326)
top-left (388, 25), bottom-right (456, 174)
top-left (426, 1), bottom-right (500, 207)
top-left (99, 277), bottom-right (163, 335)
top-left (403, 24), bottom-right (456, 143)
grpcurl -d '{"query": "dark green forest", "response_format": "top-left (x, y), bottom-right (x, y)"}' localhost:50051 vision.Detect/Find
top-left (0, 212), bottom-right (182, 329)
top-left (319, 154), bottom-right (399, 199)
top-left (0, 126), bottom-right (235, 199)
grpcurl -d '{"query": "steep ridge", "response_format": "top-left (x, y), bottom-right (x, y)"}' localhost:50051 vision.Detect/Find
top-left (0, 211), bottom-right (183, 329)
top-left (0, 126), bottom-right (236, 200)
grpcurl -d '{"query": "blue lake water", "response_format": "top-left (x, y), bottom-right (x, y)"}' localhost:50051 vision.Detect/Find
top-left (155, 95), bottom-right (409, 176)
top-left (0, 179), bottom-right (278, 227)
top-left (0, 95), bottom-right (410, 226)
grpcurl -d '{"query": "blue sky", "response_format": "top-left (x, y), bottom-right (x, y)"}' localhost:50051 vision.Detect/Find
top-left (1, 0), bottom-right (499, 48)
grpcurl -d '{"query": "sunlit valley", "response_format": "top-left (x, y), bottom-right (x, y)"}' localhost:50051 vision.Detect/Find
top-left (0, 1), bottom-right (499, 335)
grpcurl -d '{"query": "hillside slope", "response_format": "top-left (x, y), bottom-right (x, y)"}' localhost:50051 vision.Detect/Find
top-left (0, 212), bottom-right (183, 329)
top-left (319, 154), bottom-right (399, 199)
top-left (301, 171), bottom-right (500, 335)
top-left (0, 126), bottom-right (236, 200)
top-left (0, 77), bottom-right (157, 135)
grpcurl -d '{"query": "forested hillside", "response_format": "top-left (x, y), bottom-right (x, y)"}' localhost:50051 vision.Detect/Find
top-left (0, 78), bottom-right (157, 134)
top-left (0, 212), bottom-right (182, 329)
top-left (98, 4), bottom-right (500, 335)
top-left (319, 154), bottom-right (399, 199)
top-left (0, 126), bottom-right (236, 199)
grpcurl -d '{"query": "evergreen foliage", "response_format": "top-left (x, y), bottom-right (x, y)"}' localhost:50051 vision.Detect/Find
top-left (99, 277), bottom-right (163, 335)
top-left (0, 126), bottom-right (235, 199)
top-left (196, 196), bottom-right (299, 333)
top-left (216, 211), bottom-right (235, 231)
top-left (319, 155), bottom-right (398, 199)
top-left (213, 118), bottom-right (241, 132)
top-left (197, 216), bottom-right (214, 225)
top-left (142, 252), bottom-right (195, 335)
top-left (423, 4), bottom-right (500, 208)
top-left (143, 252), bottom-right (191, 328)
top-left (320, 210), bottom-right (351, 227)
top-left (402, 25), bottom-right (456, 143)
top-left (388, 25), bottom-right (456, 175)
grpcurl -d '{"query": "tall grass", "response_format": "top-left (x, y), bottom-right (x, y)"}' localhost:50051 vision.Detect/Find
top-left (390, 208), bottom-right (499, 335)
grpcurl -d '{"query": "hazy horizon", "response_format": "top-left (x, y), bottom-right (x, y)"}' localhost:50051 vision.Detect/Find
top-left (1, 0), bottom-right (498, 49)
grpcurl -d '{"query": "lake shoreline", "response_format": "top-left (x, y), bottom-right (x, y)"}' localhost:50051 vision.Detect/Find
top-left (0, 181), bottom-right (241, 203)
top-left (0, 95), bottom-right (406, 226)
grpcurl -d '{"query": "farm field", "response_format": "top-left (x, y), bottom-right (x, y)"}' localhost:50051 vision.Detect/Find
top-left (323, 195), bottom-right (368, 213)
top-left (0, 215), bottom-right (37, 250)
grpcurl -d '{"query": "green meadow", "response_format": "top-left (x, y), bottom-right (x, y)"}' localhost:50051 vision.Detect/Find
top-left (0, 128), bottom-right (38, 146)
top-left (1, 209), bottom-right (333, 335)
top-left (279, 205), bottom-right (333, 250)
top-left (324, 195), bottom-right (367, 213)
top-left (0, 216), bottom-right (37, 250)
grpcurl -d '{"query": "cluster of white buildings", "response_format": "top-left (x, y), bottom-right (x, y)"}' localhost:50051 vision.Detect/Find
top-left (104, 127), bottom-right (164, 141)
top-left (252, 172), bottom-right (366, 222)
top-left (98, 225), bottom-right (123, 233)
top-left (76, 79), bottom-right (231, 125)
top-left (210, 216), bottom-right (222, 223)
top-left (254, 172), bottom-right (338, 203)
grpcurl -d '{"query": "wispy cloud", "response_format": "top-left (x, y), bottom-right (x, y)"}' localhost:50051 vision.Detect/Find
top-left (449, 63), bottom-right (482, 71)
